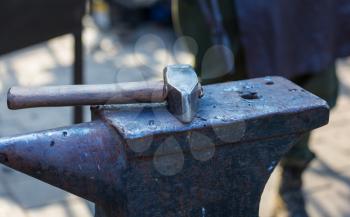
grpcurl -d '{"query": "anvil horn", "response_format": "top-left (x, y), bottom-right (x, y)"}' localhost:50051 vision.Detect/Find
top-left (0, 121), bottom-right (126, 206)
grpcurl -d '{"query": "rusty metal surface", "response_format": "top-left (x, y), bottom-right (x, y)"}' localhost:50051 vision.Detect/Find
top-left (0, 121), bottom-right (126, 207)
top-left (0, 76), bottom-right (329, 217)
top-left (94, 76), bottom-right (328, 142)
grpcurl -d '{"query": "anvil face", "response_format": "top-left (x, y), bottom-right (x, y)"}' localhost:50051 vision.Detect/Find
top-left (0, 77), bottom-right (329, 217)
top-left (95, 76), bottom-right (328, 152)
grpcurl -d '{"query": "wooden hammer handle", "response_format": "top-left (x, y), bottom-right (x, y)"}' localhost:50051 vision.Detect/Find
top-left (7, 80), bottom-right (166, 110)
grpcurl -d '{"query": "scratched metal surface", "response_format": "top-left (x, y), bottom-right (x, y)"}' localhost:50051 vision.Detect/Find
top-left (120, 134), bottom-right (301, 217)
top-left (94, 76), bottom-right (329, 157)
top-left (96, 76), bottom-right (328, 140)
top-left (91, 76), bottom-right (330, 217)
top-left (0, 77), bottom-right (330, 217)
top-left (0, 121), bottom-right (126, 206)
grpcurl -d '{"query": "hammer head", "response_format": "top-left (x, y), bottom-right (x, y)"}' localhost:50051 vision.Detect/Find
top-left (164, 65), bottom-right (202, 123)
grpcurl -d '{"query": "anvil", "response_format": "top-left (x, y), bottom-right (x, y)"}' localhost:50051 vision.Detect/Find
top-left (0, 77), bottom-right (329, 217)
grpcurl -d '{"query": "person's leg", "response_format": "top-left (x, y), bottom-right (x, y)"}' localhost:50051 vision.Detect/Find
top-left (273, 64), bottom-right (339, 217)
top-left (273, 133), bottom-right (312, 217)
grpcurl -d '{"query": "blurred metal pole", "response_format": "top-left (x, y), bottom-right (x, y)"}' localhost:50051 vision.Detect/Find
top-left (73, 28), bottom-right (84, 123)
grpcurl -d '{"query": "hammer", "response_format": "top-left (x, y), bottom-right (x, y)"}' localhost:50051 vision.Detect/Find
top-left (7, 65), bottom-right (202, 123)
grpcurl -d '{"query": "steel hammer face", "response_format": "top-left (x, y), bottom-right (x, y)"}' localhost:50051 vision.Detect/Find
top-left (164, 65), bottom-right (202, 123)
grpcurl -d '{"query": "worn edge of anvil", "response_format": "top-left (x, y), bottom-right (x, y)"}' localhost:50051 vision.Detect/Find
top-left (93, 76), bottom-right (329, 144)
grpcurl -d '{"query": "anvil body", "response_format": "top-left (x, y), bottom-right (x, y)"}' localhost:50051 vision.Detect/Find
top-left (0, 77), bottom-right (329, 217)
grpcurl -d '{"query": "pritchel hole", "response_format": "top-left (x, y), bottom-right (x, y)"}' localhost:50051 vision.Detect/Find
top-left (240, 91), bottom-right (260, 100)
top-left (50, 141), bottom-right (55, 147)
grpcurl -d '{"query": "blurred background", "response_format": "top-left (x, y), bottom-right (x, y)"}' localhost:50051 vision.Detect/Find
top-left (0, 0), bottom-right (349, 216)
